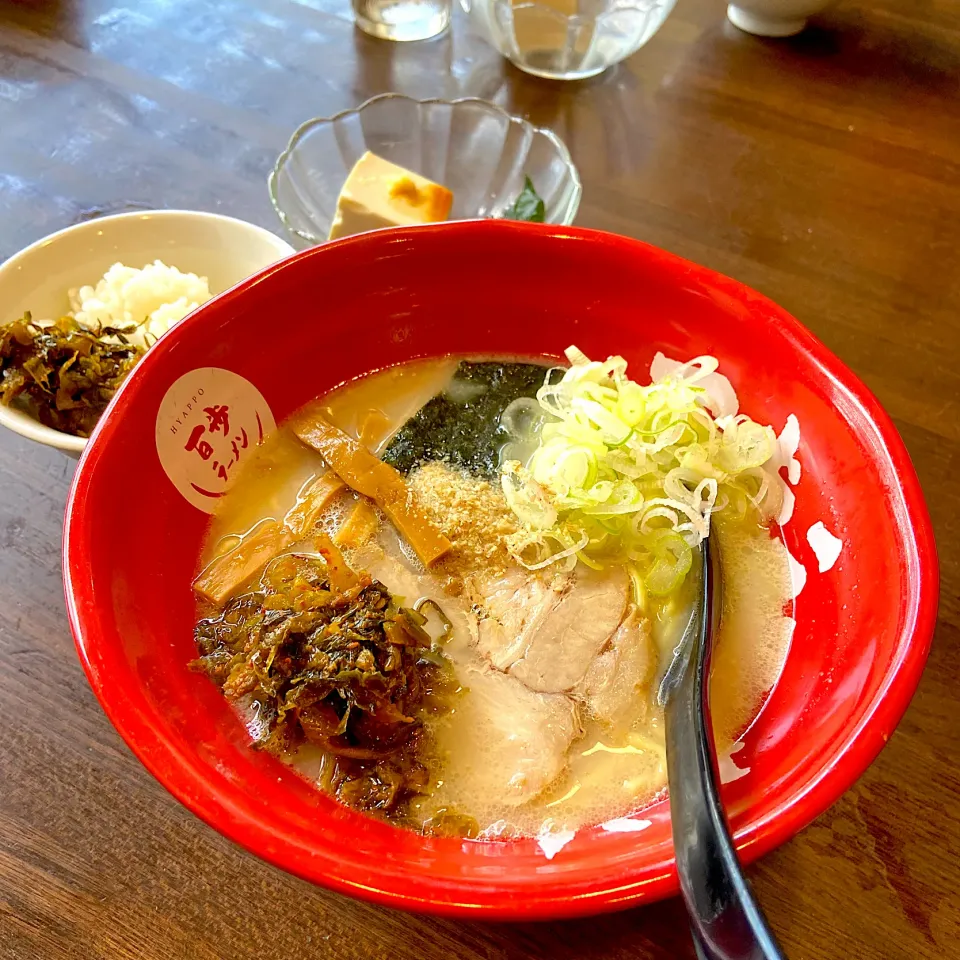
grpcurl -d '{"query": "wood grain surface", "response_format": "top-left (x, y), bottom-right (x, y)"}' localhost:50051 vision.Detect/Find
top-left (1, 1), bottom-right (958, 958)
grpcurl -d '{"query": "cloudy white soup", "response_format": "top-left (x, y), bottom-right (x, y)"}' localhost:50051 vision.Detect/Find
top-left (191, 348), bottom-right (795, 841)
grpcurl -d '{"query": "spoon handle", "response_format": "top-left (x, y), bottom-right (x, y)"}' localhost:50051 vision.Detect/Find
top-left (665, 540), bottom-right (786, 960)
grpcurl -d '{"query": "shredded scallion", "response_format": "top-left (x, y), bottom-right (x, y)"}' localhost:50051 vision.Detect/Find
top-left (499, 346), bottom-right (785, 595)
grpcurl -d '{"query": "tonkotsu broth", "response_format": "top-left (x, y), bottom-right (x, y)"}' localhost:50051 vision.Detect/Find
top-left (198, 357), bottom-right (795, 838)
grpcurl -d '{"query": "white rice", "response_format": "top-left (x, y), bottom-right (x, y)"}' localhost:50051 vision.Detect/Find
top-left (69, 260), bottom-right (211, 350)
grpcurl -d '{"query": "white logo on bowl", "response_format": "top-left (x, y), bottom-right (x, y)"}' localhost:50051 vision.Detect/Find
top-left (155, 367), bottom-right (276, 513)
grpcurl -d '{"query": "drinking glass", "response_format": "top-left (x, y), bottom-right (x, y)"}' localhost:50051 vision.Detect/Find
top-left (352, 0), bottom-right (451, 41)
top-left (461, 0), bottom-right (676, 80)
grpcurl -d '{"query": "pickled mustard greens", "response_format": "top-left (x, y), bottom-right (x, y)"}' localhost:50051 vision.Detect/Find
top-left (0, 313), bottom-right (144, 437)
top-left (191, 553), bottom-right (458, 819)
top-left (499, 346), bottom-right (786, 598)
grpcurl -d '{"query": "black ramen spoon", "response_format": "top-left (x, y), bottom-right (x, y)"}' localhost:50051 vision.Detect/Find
top-left (658, 536), bottom-right (787, 960)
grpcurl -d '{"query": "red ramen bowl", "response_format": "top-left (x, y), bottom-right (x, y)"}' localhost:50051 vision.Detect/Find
top-left (63, 221), bottom-right (938, 919)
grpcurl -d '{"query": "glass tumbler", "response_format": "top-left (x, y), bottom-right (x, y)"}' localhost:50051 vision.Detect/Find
top-left (353, 0), bottom-right (451, 41)
top-left (461, 0), bottom-right (676, 80)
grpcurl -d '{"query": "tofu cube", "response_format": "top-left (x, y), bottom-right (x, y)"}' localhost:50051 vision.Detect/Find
top-left (328, 152), bottom-right (454, 241)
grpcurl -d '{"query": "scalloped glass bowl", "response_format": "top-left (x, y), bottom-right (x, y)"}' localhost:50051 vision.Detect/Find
top-left (269, 94), bottom-right (581, 247)
top-left (462, 0), bottom-right (677, 80)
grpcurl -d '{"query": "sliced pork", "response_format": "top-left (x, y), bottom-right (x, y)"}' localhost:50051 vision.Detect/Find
top-left (442, 663), bottom-right (580, 806)
top-left (576, 607), bottom-right (657, 735)
top-left (474, 566), bottom-right (628, 693)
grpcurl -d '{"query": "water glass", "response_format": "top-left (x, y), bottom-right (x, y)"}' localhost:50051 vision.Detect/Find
top-left (352, 0), bottom-right (451, 41)
top-left (461, 0), bottom-right (676, 80)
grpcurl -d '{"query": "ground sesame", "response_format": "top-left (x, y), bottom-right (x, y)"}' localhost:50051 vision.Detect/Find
top-left (407, 462), bottom-right (519, 583)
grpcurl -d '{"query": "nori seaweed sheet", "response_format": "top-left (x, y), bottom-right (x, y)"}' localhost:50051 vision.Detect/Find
top-left (381, 361), bottom-right (550, 478)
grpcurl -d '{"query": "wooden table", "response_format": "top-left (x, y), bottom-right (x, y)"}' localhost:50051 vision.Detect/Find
top-left (1, 1), bottom-right (958, 957)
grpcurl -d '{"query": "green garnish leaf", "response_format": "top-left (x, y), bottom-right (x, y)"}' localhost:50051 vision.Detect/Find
top-left (504, 176), bottom-right (545, 223)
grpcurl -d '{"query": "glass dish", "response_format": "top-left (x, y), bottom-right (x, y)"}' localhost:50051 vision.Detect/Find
top-left (269, 93), bottom-right (581, 247)
top-left (461, 0), bottom-right (676, 80)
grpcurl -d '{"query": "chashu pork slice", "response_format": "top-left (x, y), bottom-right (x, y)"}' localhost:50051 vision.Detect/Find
top-left (443, 663), bottom-right (580, 807)
top-left (575, 606), bottom-right (657, 735)
top-left (474, 566), bottom-right (628, 694)
top-left (350, 549), bottom-right (582, 806)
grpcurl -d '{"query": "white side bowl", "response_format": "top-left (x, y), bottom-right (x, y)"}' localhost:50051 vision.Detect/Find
top-left (0, 210), bottom-right (295, 456)
top-left (727, 0), bottom-right (833, 37)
